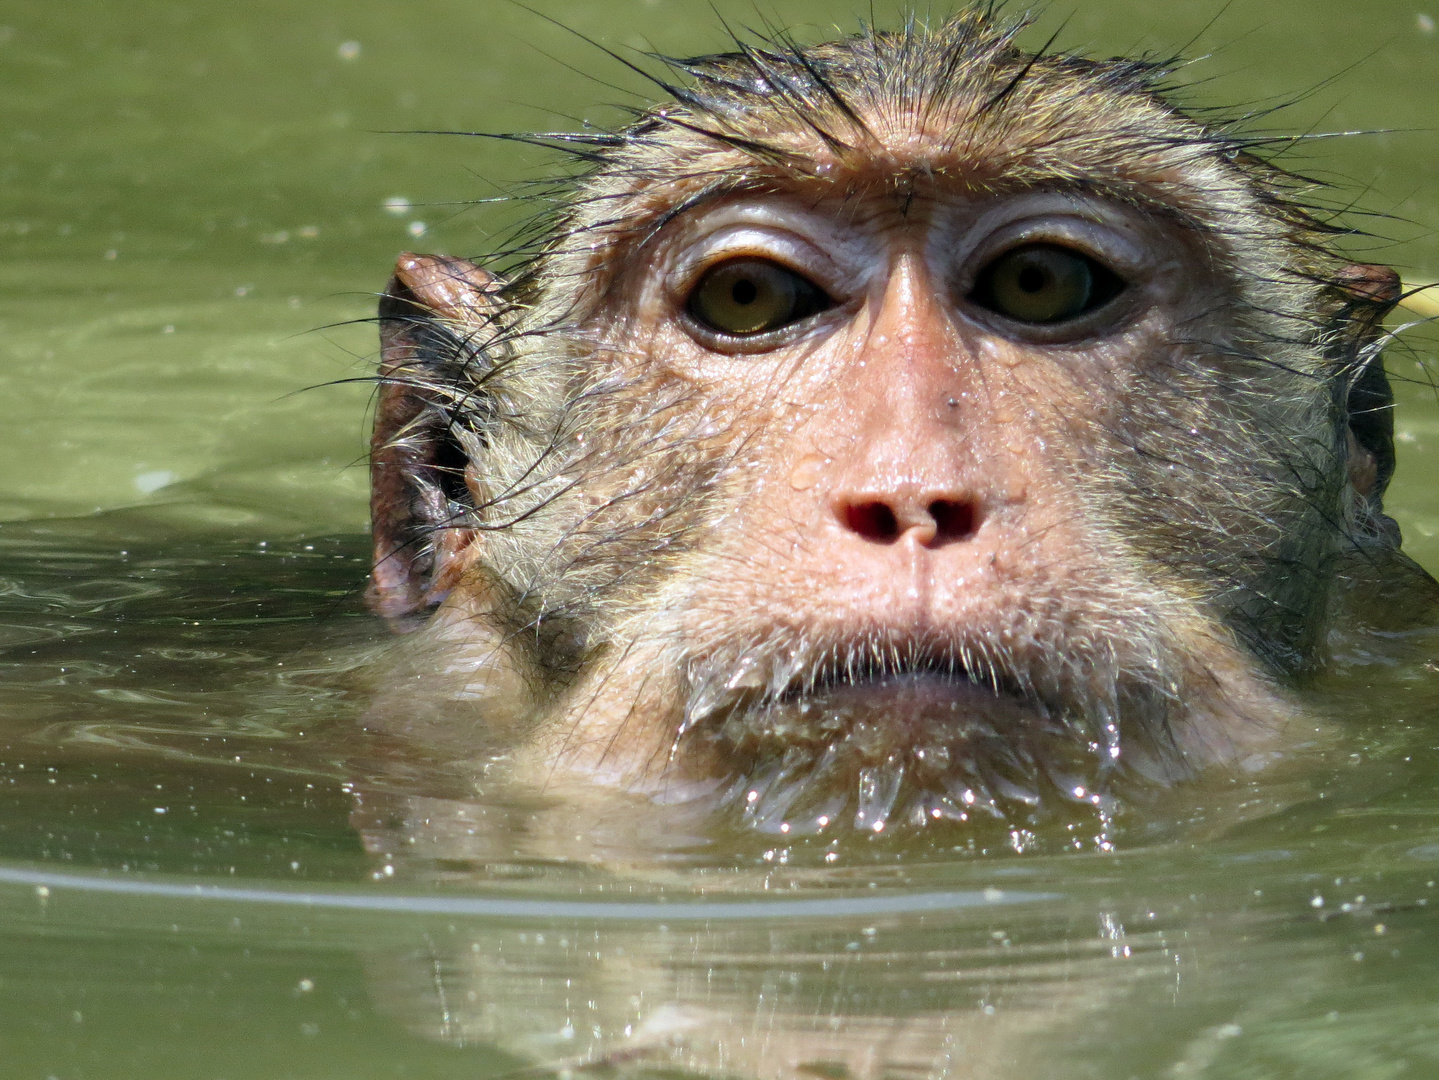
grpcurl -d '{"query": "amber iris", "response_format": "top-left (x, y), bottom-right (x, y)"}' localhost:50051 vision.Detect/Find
top-left (687, 258), bottom-right (831, 336)
top-left (972, 243), bottom-right (1123, 324)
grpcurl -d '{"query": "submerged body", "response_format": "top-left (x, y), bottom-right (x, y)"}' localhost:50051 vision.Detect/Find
top-left (363, 10), bottom-right (1438, 837)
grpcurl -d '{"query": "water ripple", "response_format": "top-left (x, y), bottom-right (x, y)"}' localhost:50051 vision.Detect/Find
top-left (0, 863), bottom-right (1058, 921)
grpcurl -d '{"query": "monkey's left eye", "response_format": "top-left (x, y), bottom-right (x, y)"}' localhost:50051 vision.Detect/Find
top-left (970, 244), bottom-right (1125, 325)
top-left (686, 258), bottom-right (832, 337)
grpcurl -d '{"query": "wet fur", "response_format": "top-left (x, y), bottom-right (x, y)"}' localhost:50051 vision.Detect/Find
top-left (364, 8), bottom-right (1420, 834)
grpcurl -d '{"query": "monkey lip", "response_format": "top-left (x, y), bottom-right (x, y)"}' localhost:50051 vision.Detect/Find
top-left (797, 669), bottom-right (1012, 709)
top-left (795, 651), bottom-right (1025, 705)
top-left (759, 664), bottom-right (1046, 748)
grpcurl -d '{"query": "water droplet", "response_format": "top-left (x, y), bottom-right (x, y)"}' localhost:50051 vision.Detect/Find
top-left (788, 453), bottom-right (827, 490)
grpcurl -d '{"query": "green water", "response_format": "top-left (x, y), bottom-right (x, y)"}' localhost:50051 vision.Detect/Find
top-left (3, 1), bottom-right (1439, 1077)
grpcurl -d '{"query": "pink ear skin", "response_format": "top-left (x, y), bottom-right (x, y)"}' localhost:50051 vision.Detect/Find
top-left (1333, 263), bottom-right (1402, 310)
top-left (367, 253), bottom-right (500, 623)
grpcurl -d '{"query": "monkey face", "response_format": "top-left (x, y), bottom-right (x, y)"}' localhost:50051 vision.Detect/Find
top-left (511, 187), bottom-right (1292, 828)
top-left (365, 15), bottom-right (1414, 835)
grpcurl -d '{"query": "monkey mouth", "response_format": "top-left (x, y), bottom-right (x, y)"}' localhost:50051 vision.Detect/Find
top-left (794, 652), bottom-right (1027, 705)
top-left (681, 642), bottom-right (1058, 746)
top-left (800, 638), bottom-right (1043, 703)
top-left (766, 659), bottom-right (1041, 748)
top-left (677, 642), bottom-right (1121, 841)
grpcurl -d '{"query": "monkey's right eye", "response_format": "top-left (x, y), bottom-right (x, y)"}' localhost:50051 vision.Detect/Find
top-left (685, 258), bottom-right (832, 338)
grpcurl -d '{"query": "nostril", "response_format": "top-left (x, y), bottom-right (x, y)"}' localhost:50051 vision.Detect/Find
top-left (844, 501), bottom-right (901, 543)
top-left (837, 497), bottom-right (980, 546)
top-left (929, 499), bottom-right (978, 543)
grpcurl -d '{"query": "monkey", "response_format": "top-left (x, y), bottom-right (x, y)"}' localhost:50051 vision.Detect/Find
top-left (343, 11), bottom-right (1439, 1077)
top-left (358, 7), bottom-right (1439, 849)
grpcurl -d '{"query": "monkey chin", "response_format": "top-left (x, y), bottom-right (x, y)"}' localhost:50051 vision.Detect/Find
top-left (690, 669), bottom-right (1100, 838)
top-left (513, 615), bottom-right (1301, 846)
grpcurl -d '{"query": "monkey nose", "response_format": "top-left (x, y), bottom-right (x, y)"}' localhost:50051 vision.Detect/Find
top-left (834, 494), bottom-right (980, 547)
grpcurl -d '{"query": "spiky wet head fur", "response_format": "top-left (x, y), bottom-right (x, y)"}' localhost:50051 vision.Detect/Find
top-left (369, 7), bottom-right (1406, 838)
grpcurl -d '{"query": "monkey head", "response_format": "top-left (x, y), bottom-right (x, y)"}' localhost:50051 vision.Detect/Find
top-left (361, 11), bottom-right (1421, 841)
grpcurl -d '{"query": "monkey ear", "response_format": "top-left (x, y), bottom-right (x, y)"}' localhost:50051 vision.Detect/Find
top-left (367, 253), bottom-right (503, 622)
top-left (1329, 264), bottom-right (1401, 527)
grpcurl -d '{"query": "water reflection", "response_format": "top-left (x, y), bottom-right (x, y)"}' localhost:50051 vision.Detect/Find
top-left (0, 863), bottom-right (1192, 1080)
top-left (360, 900), bottom-right (1141, 1078)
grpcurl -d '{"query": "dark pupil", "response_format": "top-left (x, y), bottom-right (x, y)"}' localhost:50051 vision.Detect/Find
top-left (1017, 266), bottom-right (1047, 293)
top-left (732, 280), bottom-right (758, 305)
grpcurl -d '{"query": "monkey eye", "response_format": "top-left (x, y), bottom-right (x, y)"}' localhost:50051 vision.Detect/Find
top-left (685, 258), bottom-right (833, 338)
top-left (970, 243), bottom-right (1125, 325)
